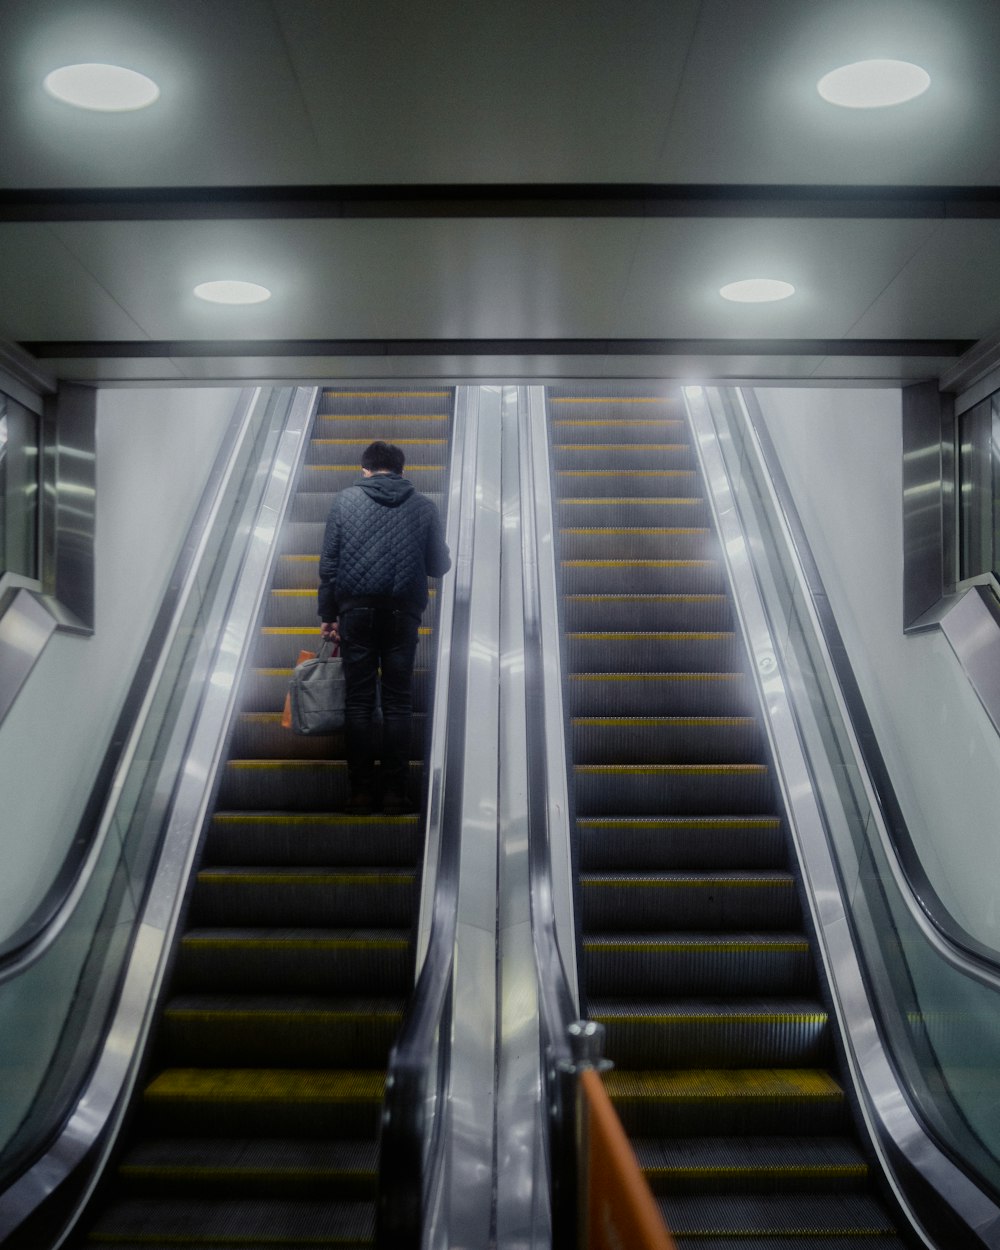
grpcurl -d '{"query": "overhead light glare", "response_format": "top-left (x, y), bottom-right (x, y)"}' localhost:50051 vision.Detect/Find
top-left (684, 386), bottom-right (704, 399)
top-left (719, 279), bottom-right (795, 304)
top-left (817, 59), bottom-right (930, 109)
top-left (194, 280), bottom-right (272, 305)
top-left (43, 63), bottom-right (160, 112)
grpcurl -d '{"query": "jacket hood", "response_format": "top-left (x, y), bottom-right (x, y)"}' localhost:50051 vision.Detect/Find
top-left (358, 472), bottom-right (415, 507)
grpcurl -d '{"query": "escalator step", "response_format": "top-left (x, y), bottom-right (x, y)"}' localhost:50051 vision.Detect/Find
top-left (85, 1195), bottom-right (374, 1247)
top-left (118, 1137), bottom-right (378, 1199)
top-left (581, 871), bottom-right (798, 931)
top-left (572, 716), bottom-right (762, 765)
top-left (658, 1192), bottom-right (896, 1239)
top-left (562, 563), bottom-right (725, 596)
top-left (562, 590), bottom-right (728, 630)
top-left (161, 997), bottom-right (404, 1067)
top-left (255, 625), bottom-right (433, 668)
top-left (217, 759), bottom-right (421, 809)
top-left (242, 667), bottom-right (430, 714)
top-left (551, 418), bottom-right (686, 441)
top-left (633, 1135), bottom-right (868, 1194)
top-left (176, 928), bottom-right (410, 994)
top-left (556, 470), bottom-right (699, 499)
top-left (578, 816), bottom-right (784, 871)
top-left (569, 672), bottom-right (751, 717)
top-left (230, 713), bottom-right (427, 760)
top-left (299, 464), bottom-right (447, 495)
top-left (204, 814), bottom-right (419, 867)
top-left (315, 415), bottom-right (450, 440)
top-left (590, 998), bottom-right (830, 1067)
top-left (142, 1069), bottom-right (384, 1138)
top-left (306, 438), bottom-right (447, 467)
top-left (565, 628), bottom-right (736, 669)
top-left (190, 867), bottom-right (416, 927)
top-left (584, 933), bottom-right (812, 996)
top-left (574, 763), bottom-right (773, 816)
top-left (557, 498), bottom-right (711, 527)
top-left (553, 444), bottom-right (695, 471)
top-left (603, 1068), bottom-right (846, 1137)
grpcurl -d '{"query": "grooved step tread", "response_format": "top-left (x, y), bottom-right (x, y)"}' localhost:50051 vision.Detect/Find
top-left (583, 871), bottom-right (793, 888)
top-left (144, 1069), bottom-right (385, 1105)
top-left (165, 996), bottom-right (405, 1021)
top-left (197, 868), bottom-right (415, 887)
top-left (590, 999), bottom-right (827, 1025)
top-left (86, 1195), bottom-right (374, 1244)
top-left (120, 1136), bottom-right (378, 1182)
top-left (604, 1069), bottom-right (843, 1103)
top-left (658, 1191), bottom-right (895, 1237)
top-left (576, 764), bottom-right (768, 776)
top-left (579, 817), bottom-right (780, 830)
top-left (585, 934), bottom-right (807, 954)
top-left (181, 929), bottom-right (409, 952)
top-left (633, 1135), bottom-right (867, 1181)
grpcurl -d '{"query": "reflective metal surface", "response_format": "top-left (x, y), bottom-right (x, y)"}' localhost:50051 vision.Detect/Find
top-left (902, 379), bottom-right (955, 627)
top-left (0, 387), bottom-right (318, 1243)
top-left (437, 384), bottom-right (502, 1250)
top-left (688, 385), bottom-right (1000, 1247)
top-left (0, 588), bottom-right (55, 727)
top-left (41, 382), bottom-right (95, 632)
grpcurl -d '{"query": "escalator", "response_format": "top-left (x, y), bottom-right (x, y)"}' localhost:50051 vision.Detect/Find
top-left (548, 385), bottom-right (908, 1247)
top-left (76, 389), bottom-right (452, 1249)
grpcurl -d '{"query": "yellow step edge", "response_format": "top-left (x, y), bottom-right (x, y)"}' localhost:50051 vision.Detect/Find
top-left (602, 1068), bottom-right (843, 1100)
top-left (642, 1162), bottom-right (866, 1180)
top-left (317, 413), bottom-right (450, 419)
top-left (550, 397), bottom-right (676, 404)
top-left (198, 870), bottom-right (414, 886)
top-left (585, 939), bottom-right (808, 953)
top-left (578, 816), bottom-right (779, 827)
top-left (582, 874), bottom-right (790, 889)
top-left (574, 715), bottom-right (755, 729)
top-left (559, 497), bottom-right (704, 505)
top-left (183, 936), bottom-right (408, 950)
top-left (166, 1008), bottom-right (403, 1023)
top-left (321, 390), bottom-right (449, 397)
top-left (311, 438), bottom-right (447, 445)
top-left (262, 626), bottom-right (431, 635)
top-left (553, 418), bottom-right (685, 426)
top-left (557, 469), bottom-right (696, 477)
top-left (120, 1162), bottom-right (373, 1181)
top-left (567, 630), bottom-right (731, 639)
top-left (570, 674), bottom-right (743, 686)
top-left (564, 562), bottom-right (717, 574)
top-left (561, 527), bottom-right (710, 535)
top-left (212, 812), bottom-right (415, 824)
top-left (145, 1068), bottom-right (385, 1103)
top-left (307, 463), bottom-right (443, 472)
top-left (555, 443), bottom-right (690, 451)
top-left (595, 1011), bottom-right (828, 1026)
top-left (576, 763), bottom-right (767, 775)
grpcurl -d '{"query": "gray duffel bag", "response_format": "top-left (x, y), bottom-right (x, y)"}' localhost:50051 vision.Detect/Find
top-left (288, 640), bottom-right (346, 735)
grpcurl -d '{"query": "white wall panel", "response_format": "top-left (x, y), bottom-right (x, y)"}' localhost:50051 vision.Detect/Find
top-left (0, 386), bottom-right (239, 943)
top-left (757, 386), bottom-right (1000, 948)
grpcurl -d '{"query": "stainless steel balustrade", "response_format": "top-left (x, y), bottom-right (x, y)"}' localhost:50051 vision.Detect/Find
top-left (0, 386), bottom-right (318, 1245)
top-left (686, 384), bottom-right (1000, 1248)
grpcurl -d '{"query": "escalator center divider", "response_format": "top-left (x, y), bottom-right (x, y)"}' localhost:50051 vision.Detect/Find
top-left (547, 383), bottom-right (905, 1248)
top-left (76, 390), bottom-right (453, 1250)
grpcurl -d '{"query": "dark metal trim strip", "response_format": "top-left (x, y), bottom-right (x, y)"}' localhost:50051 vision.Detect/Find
top-left (4, 183), bottom-right (1000, 222)
top-left (22, 337), bottom-right (973, 360)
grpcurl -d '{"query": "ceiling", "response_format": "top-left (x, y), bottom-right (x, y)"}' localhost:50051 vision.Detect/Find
top-left (2, 0), bottom-right (1000, 388)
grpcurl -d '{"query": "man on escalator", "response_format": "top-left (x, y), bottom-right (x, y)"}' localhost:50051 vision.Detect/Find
top-left (318, 440), bottom-right (451, 815)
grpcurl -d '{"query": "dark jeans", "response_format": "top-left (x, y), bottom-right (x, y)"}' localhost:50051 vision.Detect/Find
top-left (338, 599), bottom-right (421, 796)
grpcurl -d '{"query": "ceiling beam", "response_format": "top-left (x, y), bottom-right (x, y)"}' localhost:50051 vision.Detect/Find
top-left (3, 184), bottom-right (1000, 222)
top-left (23, 338), bottom-right (974, 360)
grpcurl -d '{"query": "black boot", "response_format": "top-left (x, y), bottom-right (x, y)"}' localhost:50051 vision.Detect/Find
top-left (380, 715), bottom-right (415, 814)
top-left (345, 720), bottom-right (377, 814)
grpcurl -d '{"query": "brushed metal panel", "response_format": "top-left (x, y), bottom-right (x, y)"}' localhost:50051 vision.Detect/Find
top-left (902, 379), bottom-right (954, 627)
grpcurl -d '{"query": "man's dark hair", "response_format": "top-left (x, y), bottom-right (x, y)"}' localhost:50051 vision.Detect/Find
top-left (361, 440), bottom-right (405, 475)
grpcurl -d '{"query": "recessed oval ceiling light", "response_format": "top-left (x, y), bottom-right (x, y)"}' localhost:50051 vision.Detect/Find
top-left (193, 280), bottom-right (272, 305)
top-left (719, 279), bottom-right (795, 303)
top-left (684, 386), bottom-right (704, 399)
top-left (43, 63), bottom-right (160, 112)
top-left (817, 59), bottom-right (930, 109)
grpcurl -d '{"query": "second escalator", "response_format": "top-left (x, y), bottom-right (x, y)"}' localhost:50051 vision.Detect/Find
top-left (548, 384), bottom-right (907, 1248)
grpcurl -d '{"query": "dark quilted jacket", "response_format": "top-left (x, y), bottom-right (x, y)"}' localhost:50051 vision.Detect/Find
top-left (317, 473), bottom-right (451, 621)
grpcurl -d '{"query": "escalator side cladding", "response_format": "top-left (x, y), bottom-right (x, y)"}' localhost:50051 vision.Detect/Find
top-left (548, 384), bottom-right (907, 1249)
top-left (76, 389), bottom-right (452, 1250)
